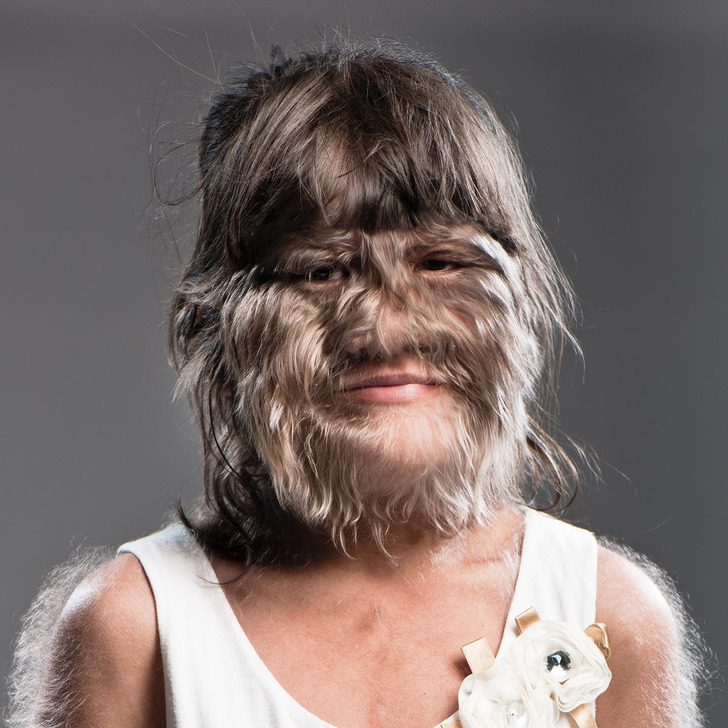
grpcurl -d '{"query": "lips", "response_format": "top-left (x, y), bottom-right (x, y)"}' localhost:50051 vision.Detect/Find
top-left (343, 371), bottom-right (440, 390)
top-left (339, 366), bottom-right (444, 403)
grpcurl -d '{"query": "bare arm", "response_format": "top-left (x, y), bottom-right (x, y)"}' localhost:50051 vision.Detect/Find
top-left (594, 542), bottom-right (710, 727)
top-left (7, 553), bottom-right (165, 728)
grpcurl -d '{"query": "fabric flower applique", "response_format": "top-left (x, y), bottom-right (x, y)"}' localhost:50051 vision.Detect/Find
top-left (449, 608), bottom-right (611, 728)
top-left (458, 665), bottom-right (558, 728)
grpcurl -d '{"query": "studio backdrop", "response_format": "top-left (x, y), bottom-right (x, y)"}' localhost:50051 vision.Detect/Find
top-left (2, 0), bottom-right (725, 723)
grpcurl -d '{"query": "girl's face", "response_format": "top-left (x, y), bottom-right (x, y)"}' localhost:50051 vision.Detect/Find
top-left (222, 222), bottom-right (537, 543)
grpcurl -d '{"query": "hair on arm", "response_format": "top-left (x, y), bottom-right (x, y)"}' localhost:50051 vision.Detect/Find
top-left (7, 548), bottom-right (164, 728)
top-left (5, 546), bottom-right (113, 727)
top-left (597, 536), bottom-right (716, 727)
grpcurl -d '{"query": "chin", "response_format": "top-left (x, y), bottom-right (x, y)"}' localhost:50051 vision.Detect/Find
top-left (356, 404), bottom-right (460, 475)
top-left (257, 390), bottom-right (524, 553)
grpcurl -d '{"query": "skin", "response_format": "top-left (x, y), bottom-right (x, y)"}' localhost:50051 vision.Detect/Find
top-left (37, 234), bottom-right (683, 727)
top-left (44, 526), bottom-right (681, 728)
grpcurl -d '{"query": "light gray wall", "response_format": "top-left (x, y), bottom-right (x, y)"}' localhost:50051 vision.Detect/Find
top-left (2, 0), bottom-right (726, 722)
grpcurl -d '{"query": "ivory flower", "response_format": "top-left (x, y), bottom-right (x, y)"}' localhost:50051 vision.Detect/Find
top-left (507, 620), bottom-right (612, 713)
top-left (457, 618), bottom-right (611, 726)
top-left (458, 663), bottom-right (559, 728)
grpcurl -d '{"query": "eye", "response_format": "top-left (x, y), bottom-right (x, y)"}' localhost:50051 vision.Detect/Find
top-left (419, 258), bottom-right (458, 272)
top-left (307, 265), bottom-right (347, 282)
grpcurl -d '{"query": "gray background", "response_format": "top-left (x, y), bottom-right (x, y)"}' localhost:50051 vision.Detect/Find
top-left (2, 0), bottom-right (726, 723)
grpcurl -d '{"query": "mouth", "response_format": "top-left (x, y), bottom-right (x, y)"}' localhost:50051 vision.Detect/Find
top-left (339, 368), bottom-right (444, 403)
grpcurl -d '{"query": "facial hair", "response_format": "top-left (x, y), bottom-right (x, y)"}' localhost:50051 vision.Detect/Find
top-left (222, 227), bottom-right (539, 552)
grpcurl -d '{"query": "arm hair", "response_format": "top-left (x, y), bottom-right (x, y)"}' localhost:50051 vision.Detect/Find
top-left (598, 536), bottom-right (716, 727)
top-left (5, 546), bottom-right (114, 728)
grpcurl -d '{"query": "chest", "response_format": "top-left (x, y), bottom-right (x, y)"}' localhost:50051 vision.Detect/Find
top-left (218, 563), bottom-right (520, 728)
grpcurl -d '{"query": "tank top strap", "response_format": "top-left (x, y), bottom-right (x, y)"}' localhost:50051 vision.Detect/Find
top-left (119, 525), bottom-right (241, 727)
top-left (118, 524), bottom-right (335, 728)
top-left (498, 508), bottom-right (599, 657)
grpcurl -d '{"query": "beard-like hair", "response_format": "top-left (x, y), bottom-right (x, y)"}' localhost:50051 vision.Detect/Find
top-left (218, 226), bottom-right (540, 554)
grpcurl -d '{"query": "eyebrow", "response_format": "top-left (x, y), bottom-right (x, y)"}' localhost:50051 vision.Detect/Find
top-left (405, 237), bottom-right (506, 270)
top-left (274, 233), bottom-right (361, 258)
top-left (271, 228), bottom-right (508, 270)
top-left (406, 237), bottom-right (488, 254)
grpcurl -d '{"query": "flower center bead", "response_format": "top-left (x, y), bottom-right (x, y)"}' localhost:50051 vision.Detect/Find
top-left (505, 701), bottom-right (526, 724)
top-left (546, 649), bottom-right (571, 680)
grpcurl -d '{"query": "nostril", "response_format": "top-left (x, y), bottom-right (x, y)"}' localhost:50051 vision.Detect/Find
top-left (344, 333), bottom-right (368, 357)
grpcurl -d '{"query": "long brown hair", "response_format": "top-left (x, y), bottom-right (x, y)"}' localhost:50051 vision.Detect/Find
top-left (169, 40), bottom-right (578, 564)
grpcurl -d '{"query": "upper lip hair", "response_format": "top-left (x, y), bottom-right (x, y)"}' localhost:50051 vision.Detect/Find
top-left (341, 368), bottom-right (442, 390)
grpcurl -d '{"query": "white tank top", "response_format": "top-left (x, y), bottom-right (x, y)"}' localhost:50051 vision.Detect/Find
top-left (119, 508), bottom-right (598, 728)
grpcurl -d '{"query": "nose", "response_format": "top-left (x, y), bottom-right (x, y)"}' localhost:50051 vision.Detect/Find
top-left (345, 297), bottom-right (413, 359)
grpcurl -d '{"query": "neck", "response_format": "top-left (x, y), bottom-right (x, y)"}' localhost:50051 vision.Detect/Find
top-left (309, 506), bottom-right (525, 579)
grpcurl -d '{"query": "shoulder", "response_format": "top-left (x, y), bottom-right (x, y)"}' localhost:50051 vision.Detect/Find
top-left (40, 553), bottom-right (165, 727)
top-left (57, 552), bottom-right (159, 659)
top-left (596, 542), bottom-right (678, 635)
top-left (594, 543), bottom-right (684, 726)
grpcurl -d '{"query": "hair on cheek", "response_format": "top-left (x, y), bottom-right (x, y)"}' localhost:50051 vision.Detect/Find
top-left (169, 39), bottom-right (582, 563)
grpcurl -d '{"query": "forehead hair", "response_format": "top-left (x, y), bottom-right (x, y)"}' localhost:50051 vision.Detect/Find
top-left (197, 42), bottom-right (536, 269)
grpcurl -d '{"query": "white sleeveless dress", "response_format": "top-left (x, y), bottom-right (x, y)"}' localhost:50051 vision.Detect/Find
top-left (119, 508), bottom-right (598, 728)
